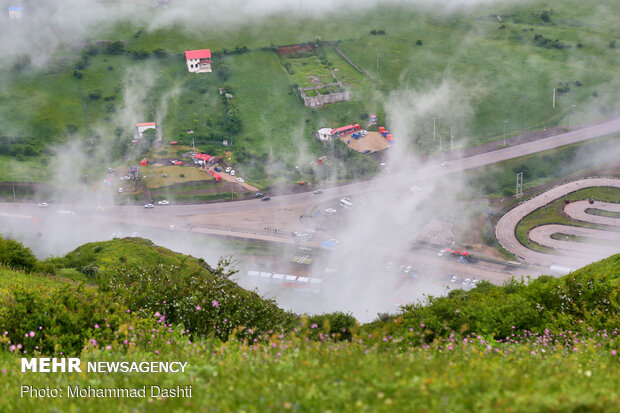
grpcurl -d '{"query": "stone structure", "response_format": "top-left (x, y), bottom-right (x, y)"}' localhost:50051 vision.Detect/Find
top-left (299, 82), bottom-right (350, 108)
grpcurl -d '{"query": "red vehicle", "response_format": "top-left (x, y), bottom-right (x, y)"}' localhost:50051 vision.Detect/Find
top-left (330, 124), bottom-right (361, 138)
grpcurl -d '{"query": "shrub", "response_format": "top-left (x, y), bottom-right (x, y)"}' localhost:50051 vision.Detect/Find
top-left (0, 238), bottom-right (38, 272)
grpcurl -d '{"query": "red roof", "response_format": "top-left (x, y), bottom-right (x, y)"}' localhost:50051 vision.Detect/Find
top-left (136, 122), bottom-right (155, 127)
top-left (185, 49), bottom-right (211, 60)
top-left (194, 153), bottom-right (212, 161)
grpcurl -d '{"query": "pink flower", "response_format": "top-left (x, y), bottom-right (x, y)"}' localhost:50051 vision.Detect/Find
top-left (38, 326), bottom-right (42, 330)
top-left (196, 305), bottom-right (201, 311)
top-left (94, 324), bottom-right (99, 329)
top-left (9, 345), bottom-right (15, 352)
top-left (612, 350), bottom-right (617, 356)
top-left (311, 323), bottom-right (318, 329)
top-left (212, 300), bottom-right (219, 307)
top-left (27, 330), bottom-right (34, 337)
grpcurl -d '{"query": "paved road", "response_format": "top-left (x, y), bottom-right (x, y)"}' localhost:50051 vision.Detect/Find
top-left (495, 178), bottom-right (620, 268)
top-left (564, 200), bottom-right (620, 226)
top-left (528, 224), bottom-right (620, 256)
top-left (2, 115), bottom-right (620, 256)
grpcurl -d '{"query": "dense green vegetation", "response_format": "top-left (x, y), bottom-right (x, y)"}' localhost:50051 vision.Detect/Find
top-left (0, 234), bottom-right (618, 411)
top-left (3, 1), bottom-right (620, 186)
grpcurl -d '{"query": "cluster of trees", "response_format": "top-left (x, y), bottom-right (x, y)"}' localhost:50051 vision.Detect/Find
top-left (0, 137), bottom-right (43, 160)
top-left (532, 34), bottom-right (571, 49)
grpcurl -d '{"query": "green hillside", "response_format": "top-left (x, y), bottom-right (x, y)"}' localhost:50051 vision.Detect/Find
top-left (0, 234), bottom-right (618, 411)
top-left (3, 1), bottom-right (620, 186)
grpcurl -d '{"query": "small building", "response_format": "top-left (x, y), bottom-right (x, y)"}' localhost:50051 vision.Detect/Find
top-left (136, 122), bottom-right (156, 139)
top-left (185, 49), bottom-right (212, 73)
top-left (8, 6), bottom-right (22, 19)
top-left (315, 128), bottom-right (333, 142)
top-left (140, 158), bottom-right (148, 167)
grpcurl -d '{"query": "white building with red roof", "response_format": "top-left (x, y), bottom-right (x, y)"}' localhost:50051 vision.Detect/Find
top-left (135, 122), bottom-right (156, 140)
top-left (185, 49), bottom-right (212, 73)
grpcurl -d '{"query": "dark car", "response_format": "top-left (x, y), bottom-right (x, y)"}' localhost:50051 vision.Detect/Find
top-left (254, 192), bottom-right (264, 198)
top-left (261, 196), bottom-right (271, 201)
top-left (214, 166), bottom-right (222, 172)
top-left (313, 189), bottom-right (323, 194)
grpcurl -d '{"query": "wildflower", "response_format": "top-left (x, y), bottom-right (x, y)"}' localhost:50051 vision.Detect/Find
top-left (9, 345), bottom-right (15, 352)
top-left (94, 324), bottom-right (99, 329)
top-left (106, 345), bottom-right (112, 350)
top-left (420, 323), bottom-right (425, 328)
top-left (311, 324), bottom-right (318, 329)
top-left (612, 350), bottom-right (617, 356)
top-left (38, 326), bottom-right (43, 330)
top-left (196, 305), bottom-right (201, 311)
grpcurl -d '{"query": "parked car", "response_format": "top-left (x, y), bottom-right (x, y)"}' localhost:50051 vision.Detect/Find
top-left (225, 167), bottom-right (232, 173)
top-left (440, 161), bottom-right (450, 167)
top-left (437, 249), bottom-right (447, 257)
top-left (230, 170), bottom-right (235, 176)
top-left (236, 177), bottom-right (244, 183)
top-left (463, 278), bottom-right (471, 286)
top-left (450, 275), bottom-right (458, 283)
top-left (313, 189), bottom-right (323, 194)
top-left (157, 200), bottom-right (170, 205)
top-left (325, 208), bottom-right (337, 214)
top-left (144, 204), bottom-right (154, 209)
top-left (214, 166), bottom-right (222, 172)
top-left (169, 225), bottom-right (176, 231)
top-left (254, 192), bottom-right (264, 198)
top-left (37, 202), bottom-right (48, 208)
top-left (117, 188), bottom-right (123, 193)
top-left (261, 196), bottom-right (271, 201)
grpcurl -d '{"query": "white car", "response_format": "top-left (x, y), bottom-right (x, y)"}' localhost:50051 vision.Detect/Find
top-left (437, 249), bottom-right (446, 257)
top-left (325, 208), bottom-right (337, 214)
top-left (230, 170), bottom-right (235, 176)
top-left (450, 275), bottom-right (458, 283)
top-left (169, 225), bottom-right (176, 231)
top-left (235, 177), bottom-right (244, 183)
top-left (117, 188), bottom-right (123, 193)
top-left (144, 204), bottom-right (154, 209)
top-left (225, 167), bottom-right (232, 173)
top-left (440, 161), bottom-right (450, 167)
top-left (37, 202), bottom-right (48, 208)
top-left (463, 278), bottom-right (471, 286)
top-left (157, 200), bottom-right (170, 205)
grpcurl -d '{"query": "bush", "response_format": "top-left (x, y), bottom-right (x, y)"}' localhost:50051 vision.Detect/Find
top-left (416, 39), bottom-right (423, 45)
top-left (307, 312), bottom-right (357, 341)
top-left (0, 238), bottom-right (38, 272)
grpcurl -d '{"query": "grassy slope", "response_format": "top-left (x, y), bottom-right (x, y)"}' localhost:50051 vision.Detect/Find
top-left (0, 252), bottom-right (618, 412)
top-left (4, 1), bottom-right (620, 185)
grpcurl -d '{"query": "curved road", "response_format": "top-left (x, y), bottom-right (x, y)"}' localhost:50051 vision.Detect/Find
top-left (564, 200), bottom-right (620, 226)
top-left (496, 178), bottom-right (620, 268)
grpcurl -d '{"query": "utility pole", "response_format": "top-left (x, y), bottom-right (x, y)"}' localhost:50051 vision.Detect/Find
top-left (376, 49), bottom-right (379, 71)
top-left (433, 117), bottom-right (436, 143)
top-left (11, 172), bottom-right (16, 201)
top-left (503, 120), bottom-right (508, 146)
top-left (516, 172), bottom-right (523, 198)
top-left (450, 126), bottom-right (454, 151)
top-left (552, 88), bottom-right (556, 108)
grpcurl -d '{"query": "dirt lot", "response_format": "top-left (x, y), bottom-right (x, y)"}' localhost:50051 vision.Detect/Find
top-left (340, 131), bottom-right (390, 154)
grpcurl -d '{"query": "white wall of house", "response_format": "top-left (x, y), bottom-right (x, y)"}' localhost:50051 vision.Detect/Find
top-left (186, 59), bottom-right (212, 73)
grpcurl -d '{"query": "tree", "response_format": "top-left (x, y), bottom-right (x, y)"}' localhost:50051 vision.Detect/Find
top-left (142, 128), bottom-right (158, 143)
